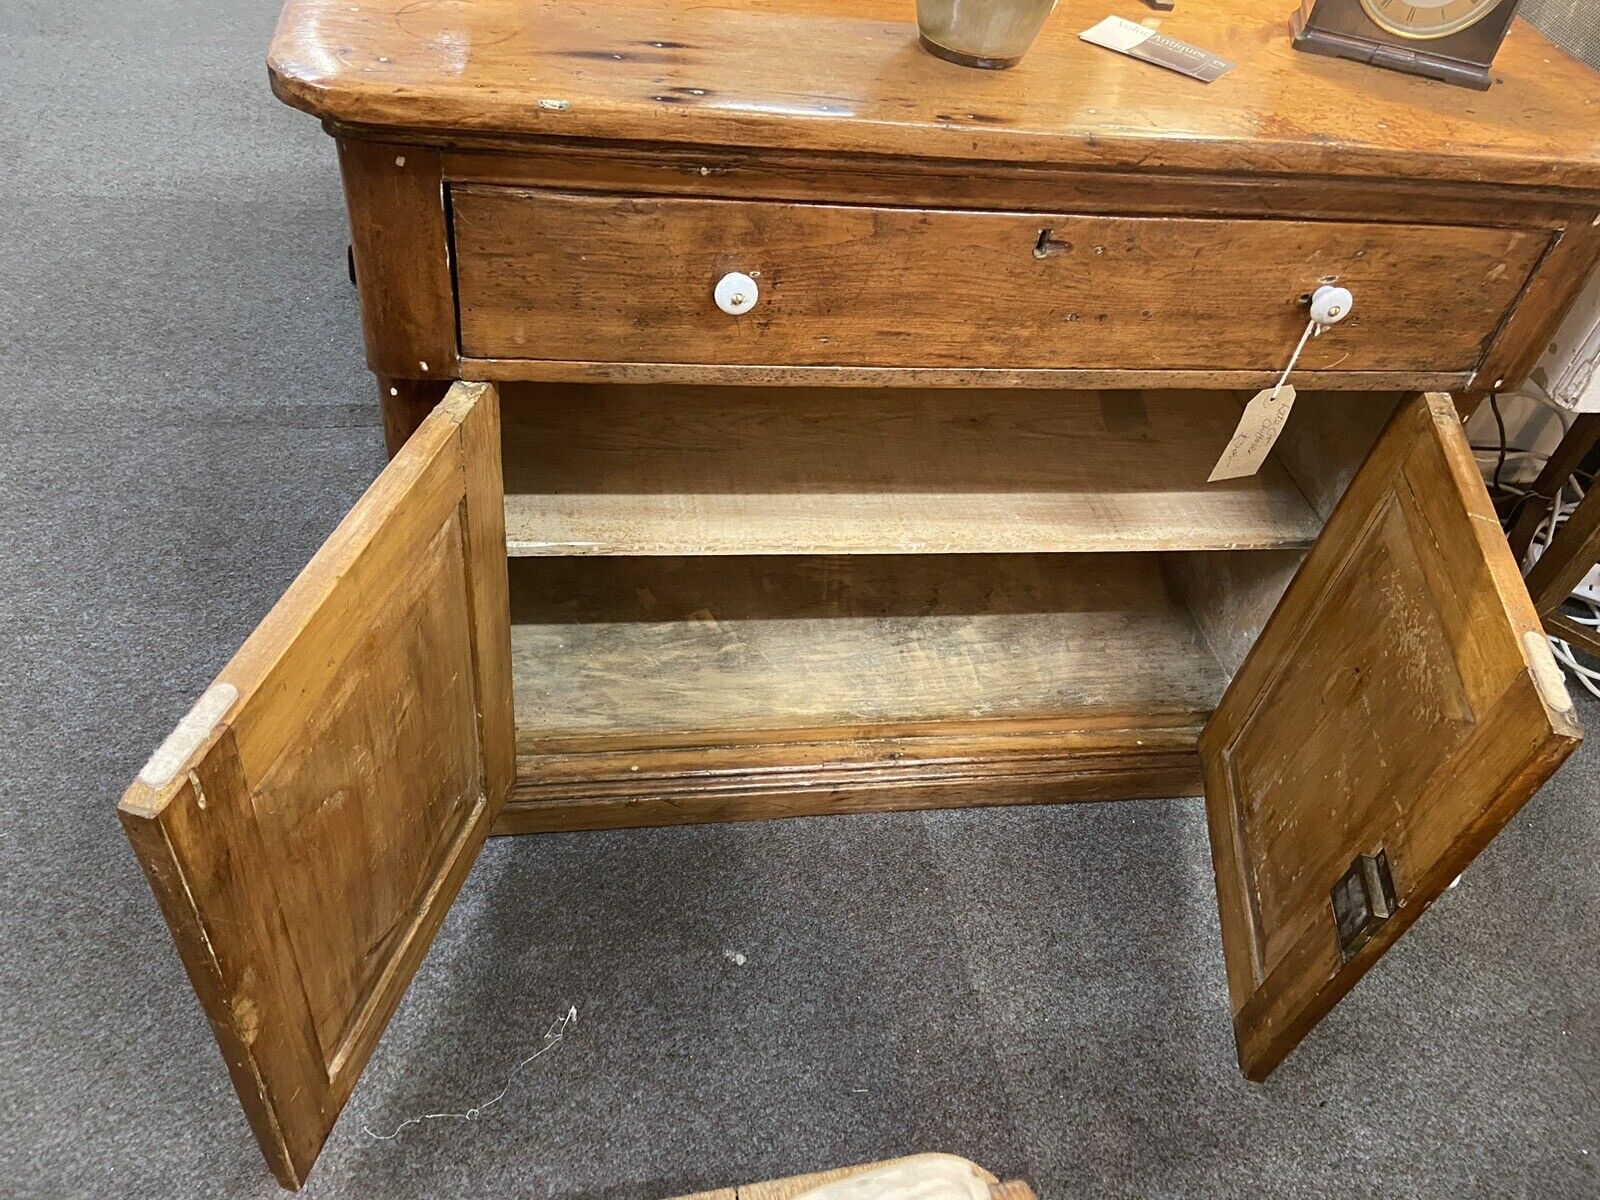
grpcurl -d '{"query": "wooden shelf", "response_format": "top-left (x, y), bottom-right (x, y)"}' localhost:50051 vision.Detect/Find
top-left (500, 385), bottom-right (1323, 557)
top-left (509, 552), bottom-right (1228, 747)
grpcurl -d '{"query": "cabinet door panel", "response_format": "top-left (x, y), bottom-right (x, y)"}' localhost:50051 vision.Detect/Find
top-left (1202, 392), bottom-right (1580, 1081)
top-left (119, 382), bottom-right (511, 1188)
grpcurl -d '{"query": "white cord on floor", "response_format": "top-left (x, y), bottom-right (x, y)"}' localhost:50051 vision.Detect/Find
top-left (363, 1004), bottom-right (578, 1143)
top-left (1550, 631), bottom-right (1600, 701)
top-left (1523, 462), bottom-right (1600, 701)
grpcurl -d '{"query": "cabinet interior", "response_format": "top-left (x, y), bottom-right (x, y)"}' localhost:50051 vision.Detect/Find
top-left (498, 385), bottom-right (1405, 823)
top-left (509, 551), bottom-right (1230, 744)
top-left (501, 385), bottom-right (1326, 557)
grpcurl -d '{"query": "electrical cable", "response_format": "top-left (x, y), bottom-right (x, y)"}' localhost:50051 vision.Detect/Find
top-left (1519, 460), bottom-right (1600, 699)
top-left (1488, 392), bottom-right (1509, 496)
top-left (1463, 381), bottom-right (1598, 699)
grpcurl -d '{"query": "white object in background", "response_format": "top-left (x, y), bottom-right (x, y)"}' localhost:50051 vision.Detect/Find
top-left (714, 271), bottom-right (759, 315)
top-left (1526, 536), bottom-right (1600, 603)
top-left (1574, 565), bottom-right (1600, 603)
top-left (1531, 258), bottom-right (1600, 412)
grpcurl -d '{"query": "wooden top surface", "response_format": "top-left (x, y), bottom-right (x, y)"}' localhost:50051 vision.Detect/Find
top-left (269, 0), bottom-right (1600, 188)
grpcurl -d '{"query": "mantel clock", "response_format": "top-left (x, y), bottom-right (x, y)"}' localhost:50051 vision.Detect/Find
top-left (1291, 0), bottom-right (1523, 89)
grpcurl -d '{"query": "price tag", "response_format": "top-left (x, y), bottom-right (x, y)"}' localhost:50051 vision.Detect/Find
top-left (1209, 313), bottom-right (1328, 481)
top-left (1209, 384), bottom-right (1298, 482)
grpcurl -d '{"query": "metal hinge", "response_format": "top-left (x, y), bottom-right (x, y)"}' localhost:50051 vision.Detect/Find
top-left (1332, 849), bottom-right (1397, 962)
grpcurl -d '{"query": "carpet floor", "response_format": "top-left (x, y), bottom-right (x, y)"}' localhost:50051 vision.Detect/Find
top-left (2, 2), bottom-right (1597, 1197)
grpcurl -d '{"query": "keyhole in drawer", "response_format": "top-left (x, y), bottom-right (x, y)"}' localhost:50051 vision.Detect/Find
top-left (1034, 229), bottom-right (1072, 258)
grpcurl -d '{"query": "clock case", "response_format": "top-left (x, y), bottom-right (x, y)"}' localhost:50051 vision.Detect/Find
top-left (1290, 0), bottom-right (1522, 90)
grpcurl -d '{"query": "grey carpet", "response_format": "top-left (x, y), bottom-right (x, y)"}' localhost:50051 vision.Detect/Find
top-left (2, 2), bottom-right (1598, 1197)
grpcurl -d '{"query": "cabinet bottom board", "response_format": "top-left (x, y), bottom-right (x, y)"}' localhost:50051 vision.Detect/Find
top-left (508, 552), bottom-right (1227, 735)
top-left (499, 551), bottom-right (1224, 832)
top-left (495, 711), bottom-right (1207, 833)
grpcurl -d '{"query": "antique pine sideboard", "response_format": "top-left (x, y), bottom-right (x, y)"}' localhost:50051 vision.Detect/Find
top-left (118, 0), bottom-right (1600, 1188)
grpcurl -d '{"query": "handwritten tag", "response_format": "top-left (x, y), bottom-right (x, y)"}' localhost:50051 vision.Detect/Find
top-left (1209, 314), bottom-right (1324, 481)
top-left (1209, 385), bottom-right (1297, 482)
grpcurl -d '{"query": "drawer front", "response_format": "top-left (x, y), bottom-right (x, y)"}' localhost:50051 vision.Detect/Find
top-left (452, 186), bottom-right (1547, 374)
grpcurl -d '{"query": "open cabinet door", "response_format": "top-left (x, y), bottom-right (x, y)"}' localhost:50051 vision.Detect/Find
top-left (118, 382), bottom-right (512, 1188)
top-left (1202, 392), bottom-right (1581, 1081)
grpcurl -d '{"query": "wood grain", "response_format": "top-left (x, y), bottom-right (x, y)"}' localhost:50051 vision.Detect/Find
top-left (498, 715), bottom-right (1206, 833)
top-left (1164, 393), bottom-right (1410, 672)
top-left (1268, 392), bottom-right (1409, 521)
top-left (509, 553), bottom-right (1228, 744)
top-left (463, 359), bottom-right (1473, 392)
top-left (1201, 392), bottom-right (1582, 1081)
top-left (268, 0), bottom-right (1600, 190)
top-left (439, 142), bottom-right (1600, 394)
top-left (668, 1154), bottom-right (1019, 1200)
top-left (118, 382), bottom-right (512, 1189)
top-left (437, 141), bottom-right (1591, 224)
top-left (499, 385), bottom-right (1322, 556)
top-left (1473, 214), bottom-right (1600, 390)
top-left (457, 383), bottom-right (516, 807)
top-left (337, 140), bottom-right (456, 380)
top-left (1165, 550), bottom-right (1307, 679)
top-left (497, 549), bottom-right (1214, 827)
top-left (375, 375), bottom-right (449, 457)
top-left (453, 186), bottom-right (1546, 375)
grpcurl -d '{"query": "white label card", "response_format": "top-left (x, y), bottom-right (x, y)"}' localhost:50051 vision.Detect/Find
top-left (1209, 385), bottom-right (1297, 482)
top-left (1079, 16), bottom-right (1236, 82)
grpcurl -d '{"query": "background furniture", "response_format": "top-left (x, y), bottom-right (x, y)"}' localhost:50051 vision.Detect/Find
top-left (1509, 413), bottom-right (1600, 651)
top-left (673, 1154), bottom-right (1036, 1200)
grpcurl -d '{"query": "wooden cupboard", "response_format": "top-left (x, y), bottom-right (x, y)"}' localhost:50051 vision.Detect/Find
top-left (122, 0), bottom-right (1600, 1187)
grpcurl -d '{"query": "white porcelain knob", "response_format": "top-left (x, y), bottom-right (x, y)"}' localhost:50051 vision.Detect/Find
top-left (714, 271), bottom-right (759, 315)
top-left (1310, 284), bottom-right (1354, 327)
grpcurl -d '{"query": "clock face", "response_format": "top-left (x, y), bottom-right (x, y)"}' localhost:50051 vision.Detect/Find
top-left (1357, 0), bottom-right (1505, 39)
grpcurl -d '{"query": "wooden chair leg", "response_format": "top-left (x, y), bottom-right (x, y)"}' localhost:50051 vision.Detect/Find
top-left (1507, 412), bottom-right (1600, 564)
top-left (1545, 611), bottom-right (1600, 659)
top-left (377, 376), bottom-right (451, 457)
top-left (1525, 475), bottom-right (1600, 618)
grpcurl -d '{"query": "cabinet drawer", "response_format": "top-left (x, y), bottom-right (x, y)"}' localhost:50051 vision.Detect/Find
top-left (451, 186), bottom-right (1548, 375)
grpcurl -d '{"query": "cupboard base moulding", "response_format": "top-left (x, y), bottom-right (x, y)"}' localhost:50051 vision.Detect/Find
top-left (500, 719), bottom-right (1207, 833)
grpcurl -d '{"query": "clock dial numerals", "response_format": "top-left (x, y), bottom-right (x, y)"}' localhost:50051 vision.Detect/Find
top-left (1357, 0), bottom-right (1504, 39)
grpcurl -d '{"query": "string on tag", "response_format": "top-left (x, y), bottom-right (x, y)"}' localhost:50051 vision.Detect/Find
top-left (1209, 286), bottom-right (1354, 483)
top-left (1272, 317), bottom-right (1320, 400)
